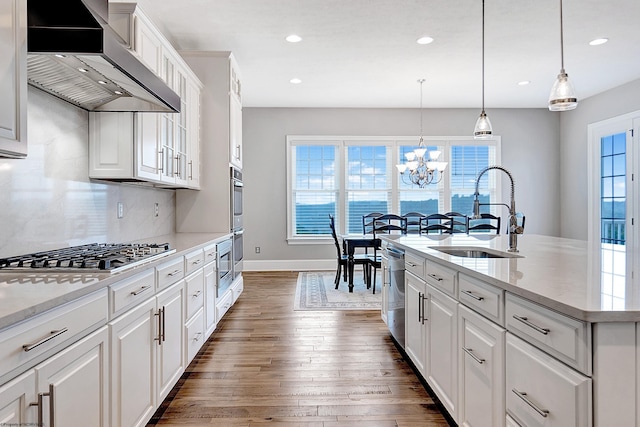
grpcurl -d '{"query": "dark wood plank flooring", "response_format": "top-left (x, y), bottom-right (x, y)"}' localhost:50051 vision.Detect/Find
top-left (148, 271), bottom-right (449, 426)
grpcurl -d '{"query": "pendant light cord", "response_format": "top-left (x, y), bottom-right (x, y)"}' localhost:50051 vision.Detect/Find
top-left (418, 78), bottom-right (425, 144)
top-left (481, 0), bottom-right (485, 113)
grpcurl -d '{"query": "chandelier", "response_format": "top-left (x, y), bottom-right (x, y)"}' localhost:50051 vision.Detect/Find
top-left (395, 79), bottom-right (447, 188)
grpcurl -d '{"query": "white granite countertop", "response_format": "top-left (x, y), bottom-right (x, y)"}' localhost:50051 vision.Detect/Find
top-left (0, 232), bottom-right (231, 330)
top-left (382, 233), bottom-right (638, 322)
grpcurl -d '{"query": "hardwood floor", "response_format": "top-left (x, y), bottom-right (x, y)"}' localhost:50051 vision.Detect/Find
top-left (148, 271), bottom-right (450, 427)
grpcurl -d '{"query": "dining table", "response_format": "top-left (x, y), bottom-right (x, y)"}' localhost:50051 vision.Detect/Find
top-left (342, 234), bottom-right (381, 292)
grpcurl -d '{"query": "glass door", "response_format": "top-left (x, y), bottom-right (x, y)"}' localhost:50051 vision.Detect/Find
top-left (588, 115), bottom-right (637, 310)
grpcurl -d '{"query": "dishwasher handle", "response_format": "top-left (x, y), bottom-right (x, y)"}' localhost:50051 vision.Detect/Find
top-left (385, 247), bottom-right (405, 259)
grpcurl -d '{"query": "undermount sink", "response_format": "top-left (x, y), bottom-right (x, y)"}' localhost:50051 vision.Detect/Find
top-left (430, 246), bottom-right (523, 259)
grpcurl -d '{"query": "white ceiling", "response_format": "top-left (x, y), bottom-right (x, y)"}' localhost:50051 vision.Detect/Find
top-left (135, 0), bottom-right (640, 108)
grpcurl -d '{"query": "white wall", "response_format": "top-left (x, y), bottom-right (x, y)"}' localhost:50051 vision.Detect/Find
top-left (242, 107), bottom-right (560, 265)
top-left (560, 78), bottom-right (640, 239)
top-left (0, 88), bottom-right (175, 257)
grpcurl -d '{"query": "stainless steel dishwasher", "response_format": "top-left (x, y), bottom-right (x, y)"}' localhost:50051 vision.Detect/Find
top-left (385, 245), bottom-right (405, 349)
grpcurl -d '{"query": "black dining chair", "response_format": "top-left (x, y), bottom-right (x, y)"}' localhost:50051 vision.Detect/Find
top-left (367, 214), bottom-right (407, 294)
top-left (445, 211), bottom-right (468, 234)
top-left (329, 214), bottom-right (370, 289)
top-left (420, 213), bottom-right (452, 234)
top-left (402, 212), bottom-right (426, 234)
top-left (372, 214), bottom-right (408, 236)
top-left (362, 212), bottom-right (384, 234)
top-left (468, 213), bottom-right (501, 234)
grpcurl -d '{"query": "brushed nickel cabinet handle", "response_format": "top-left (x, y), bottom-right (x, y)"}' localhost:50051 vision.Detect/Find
top-left (192, 290), bottom-right (202, 298)
top-left (23, 328), bottom-right (69, 352)
top-left (155, 308), bottom-right (162, 345)
top-left (130, 285), bottom-right (151, 296)
top-left (192, 259), bottom-right (202, 265)
top-left (158, 149), bottom-right (164, 172)
top-left (189, 160), bottom-right (193, 180)
top-left (168, 269), bottom-right (181, 277)
top-left (513, 315), bottom-right (550, 335)
top-left (461, 290), bottom-right (484, 301)
top-left (512, 388), bottom-right (549, 418)
top-left (428, 273), bottom-right (443, 282)
top-left (406, 261), bottom-right (417, 267)
top-left (462, 347), bottom-right (485, 364)
top-left (161, 307), bottom-right (166, 342)
top-left (418, 292), bottom-right (423, 323)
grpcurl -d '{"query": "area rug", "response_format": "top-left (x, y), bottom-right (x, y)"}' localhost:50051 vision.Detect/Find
top-left (294, 271), bottom-right (381, 311)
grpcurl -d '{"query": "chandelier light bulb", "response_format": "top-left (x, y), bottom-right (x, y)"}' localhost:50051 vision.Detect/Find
top-left (474, 111), bottom-right (493, 139)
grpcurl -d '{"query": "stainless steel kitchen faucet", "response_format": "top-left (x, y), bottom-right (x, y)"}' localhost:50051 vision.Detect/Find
top-left (472, 165), bottom-right (524, 252)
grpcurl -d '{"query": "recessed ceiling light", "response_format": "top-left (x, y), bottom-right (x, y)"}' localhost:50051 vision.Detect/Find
top-left (98, 80), bottom-right (108, 85)
top-left (78, 68), bottom-right (88, 73)
top-left (416, 36), bottom-right (434, 45)
top-left (589, 38), bottom-right (609, 46)
top-left (114, 90), bottom-right (123, 95)
top-left (290, 78), bottom-right (302, 84)
top-left (55, 54), bottom-right (66, 58)
top-left (286, 34), bottom-right (302, 43)
top-left (517, 80), bottom-right (531, 86)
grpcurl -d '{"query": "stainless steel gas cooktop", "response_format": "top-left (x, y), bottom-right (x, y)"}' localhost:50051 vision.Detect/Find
top-left (0, 243), bottom-right (175, 273)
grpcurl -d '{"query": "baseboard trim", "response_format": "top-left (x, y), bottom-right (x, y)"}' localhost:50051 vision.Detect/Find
top-left (243, 259), bottom-right (337, 271)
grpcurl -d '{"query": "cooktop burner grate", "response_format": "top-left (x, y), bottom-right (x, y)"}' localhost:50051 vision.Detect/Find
top-left (0, 243), bottom-right (174, 273)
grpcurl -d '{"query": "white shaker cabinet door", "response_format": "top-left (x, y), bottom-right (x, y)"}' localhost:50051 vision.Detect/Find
top-left (427, 285), bottom-right (458, 422)
top-left (156, 282), bottom-right (185, 403)
top-left (110, 297), bottom-right (157, 427)
top-left (34, 326), bottom-right (109, 427)
top-left (506, 334), bottom-right (591, 427)
top-left (405, 271), bottom-right (427, 376)
top-left (0, 0), bottom-right (27, 158)
top-left (458, 305), bottom-right (505, 427)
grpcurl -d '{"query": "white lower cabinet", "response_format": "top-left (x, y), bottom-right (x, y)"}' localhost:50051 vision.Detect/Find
top-left (506, 333), bottom-right (591, 427)
top-left (405, 270), bottom-right (428, 376)
top-left (458, 304), bottom-right (506, 427)
top-left (109, 297), bottom-right (156, 427)
top-left (156, 282), bottom-right (185, 403)
top-left (185, 308), bottom-right (205, 363)
top-left (34, 326), bottom-right (109, 427)
top-left (204, 262), bottom-right (217, 337)
top-left (381, 253), bottom-right (389, 325)
top-left (427, 284), bottom-right (458, 421)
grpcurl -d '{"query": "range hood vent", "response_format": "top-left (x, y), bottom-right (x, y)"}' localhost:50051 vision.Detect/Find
top-left (27, 0), bottom-right (180, 113)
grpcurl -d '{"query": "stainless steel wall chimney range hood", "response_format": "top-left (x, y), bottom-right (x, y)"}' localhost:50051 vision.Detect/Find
top-left (27, 0), bottom-right (180, 113)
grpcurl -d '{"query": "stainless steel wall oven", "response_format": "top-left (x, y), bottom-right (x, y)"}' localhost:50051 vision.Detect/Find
top-left (230, 166), bottom-right (244, 278)
top-left (231, 167), bottom-right (243, 231)
top-left (217, 238), bottom-right (233, 297)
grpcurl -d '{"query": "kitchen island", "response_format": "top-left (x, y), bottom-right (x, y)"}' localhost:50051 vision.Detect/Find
top-left (380, 233), bottom-right (639, 427)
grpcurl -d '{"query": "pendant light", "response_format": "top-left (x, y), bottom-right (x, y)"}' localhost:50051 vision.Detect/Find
top-left (548, 0), bottom-right (578, 111)
top-left (474, 0), bottom-right (492, 139)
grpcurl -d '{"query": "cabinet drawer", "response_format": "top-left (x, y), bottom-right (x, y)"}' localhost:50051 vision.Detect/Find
top-left (459, 274), bottom-right (504, 325)
top-left (506, 293), bottom-right (590, 374)
top-left (184, 249), bottom-right (205, 275)
top-left (506, 334), bottom-right (591, 427)
top-left (231, 276), bottom-right (243, 303)
top-left (0, 289), bottom-right (108, 381)
top-left (203, 243), bottom-right (216, 266)
top-left (425, 260), bottom-right (457, 297)
top-left (110, 269), bottom-right (156, 316)
top-left (405, 252), bottom-right (425, 278)
top-left (216, 291), bottom-right (233, 323)
top-left (185, 308), bottom-right (205, 363)
top-left (156, 256), bottom-right (185, 290)
top-left (185, 269), bottom-right (205, 320)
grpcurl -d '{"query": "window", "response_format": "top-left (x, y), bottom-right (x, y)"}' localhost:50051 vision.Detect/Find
top-left (287, 136), bottom-right (500, 241)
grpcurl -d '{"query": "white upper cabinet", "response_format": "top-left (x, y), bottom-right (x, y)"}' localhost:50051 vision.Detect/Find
top-left (89, 2), bottom-right (202, 189)
top-left (229, 56), bottom-right (243, 169)
top-left (0, 0), bottom-right (27, 158)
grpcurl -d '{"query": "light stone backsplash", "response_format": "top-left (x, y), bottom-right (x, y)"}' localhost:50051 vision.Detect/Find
top-left (0, 87), bottom-right (175, 258)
